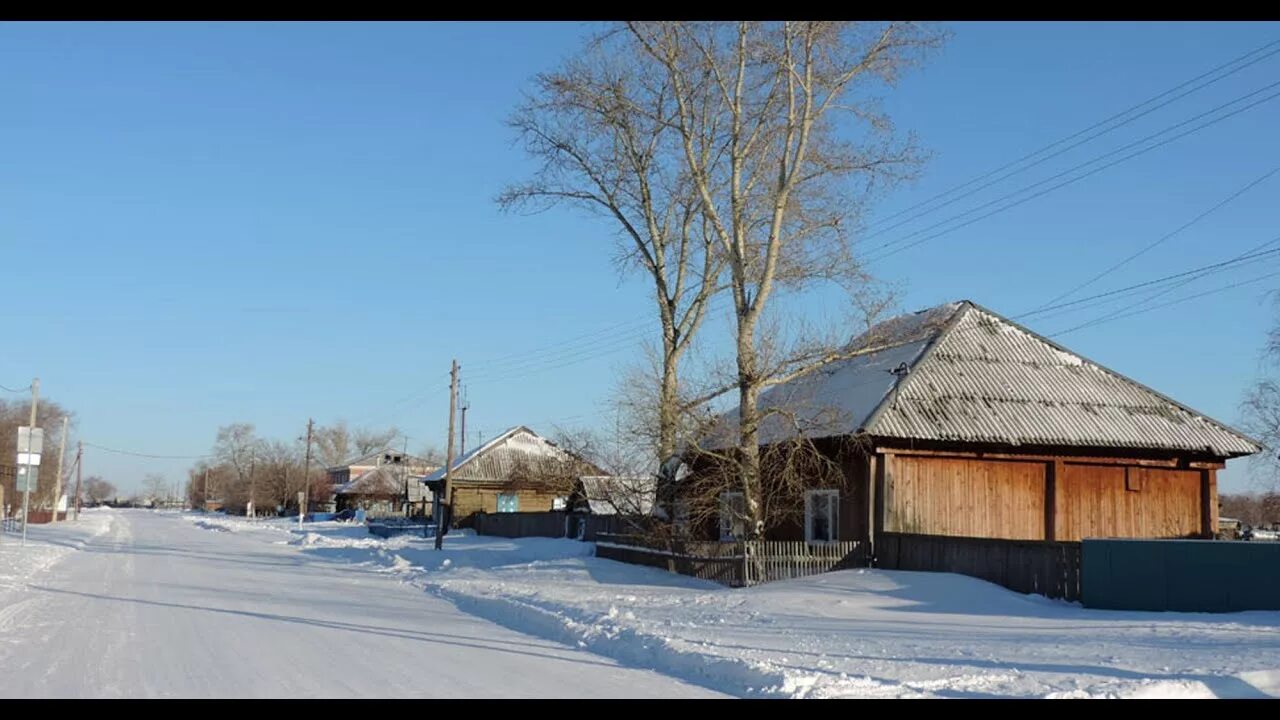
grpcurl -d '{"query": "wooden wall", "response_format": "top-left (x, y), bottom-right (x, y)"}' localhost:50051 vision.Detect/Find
top-left (1054, 464), bottom-right (1202, 541)
top-left (451, 485), bottom-right (564, 526)
top-left (886, 455), bottom-right (1046, 540)
top-left (879, 450), bottom-right (1215, 543)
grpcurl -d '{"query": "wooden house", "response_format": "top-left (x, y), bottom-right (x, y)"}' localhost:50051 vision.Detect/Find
top-left (421, 426), bottom-right (605, 527)
top-left (673, 300), bottom-right (1260, 555)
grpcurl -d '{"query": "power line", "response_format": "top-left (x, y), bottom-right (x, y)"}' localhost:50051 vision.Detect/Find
top-left (81, 441), bottom-right (212, 460)
top-left (1019, 239), bottom-right (1280, 320)
top-left (1034, 163), bottom-right (1280, 310)
top-left (0, 382), bottom-right (32, 393)
top-left (1051, 268), bottom-right (1280, 337)
top-left (1041, 233), bottom-right (1280, 334)
top-left (863, 80), bottom-right (1280, 265)
top-left (862, 39), bottom-right (1280, 240)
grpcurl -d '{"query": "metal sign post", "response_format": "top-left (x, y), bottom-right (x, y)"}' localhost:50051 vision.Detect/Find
top-left (17, 426), bottom-right (44, 545)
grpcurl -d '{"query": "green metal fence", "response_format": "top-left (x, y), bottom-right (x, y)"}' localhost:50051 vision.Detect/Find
top-left (1082, 539), bottom-right (1280, 612)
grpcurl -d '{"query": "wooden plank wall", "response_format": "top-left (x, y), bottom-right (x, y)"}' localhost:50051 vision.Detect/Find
top-left (452, 487), bottom-right (564, 525)
top-left (886, 455), bottom-right (1046, 540)
top-left (1055, 464), bottom-right (1202, 541)
top-left (878, 532), bottom-right (1082, 601)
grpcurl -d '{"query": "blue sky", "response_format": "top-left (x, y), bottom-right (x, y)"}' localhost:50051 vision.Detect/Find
top-left (1, 21), bottom-right (1277, 495)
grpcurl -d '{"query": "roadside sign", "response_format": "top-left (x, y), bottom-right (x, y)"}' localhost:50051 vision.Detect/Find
top-left (15, 466), bottom-right (38, 492)
top-left (16, 427), bottom-right (43, 457)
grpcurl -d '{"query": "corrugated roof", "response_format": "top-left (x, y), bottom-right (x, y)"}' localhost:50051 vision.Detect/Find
top-left (421, 426), bottom-right (599, 484)
top-left (713, 300), bottom-right (1260, 458)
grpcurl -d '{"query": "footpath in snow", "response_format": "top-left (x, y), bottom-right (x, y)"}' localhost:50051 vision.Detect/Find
top-left (188, 513), bottom-right (1280, 699)
top-left (0, 510), bottom-right (113, 596)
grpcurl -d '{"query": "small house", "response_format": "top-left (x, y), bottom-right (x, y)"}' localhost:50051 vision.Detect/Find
top-left (327, 450), bottom-right (437, 516)
top-left (673, 300), bottom-right (1260, 553)
top-left (421, 425), bottom-right (604, 527)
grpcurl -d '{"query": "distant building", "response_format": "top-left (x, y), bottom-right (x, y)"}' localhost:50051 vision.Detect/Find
top-left (328, 449), bottom-right (437, 516)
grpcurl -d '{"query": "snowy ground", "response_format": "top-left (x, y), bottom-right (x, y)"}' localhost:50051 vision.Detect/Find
top-left (0, 509), bottom-right (721, 698)
top-left (187, 513), bottom-right (1280, 699)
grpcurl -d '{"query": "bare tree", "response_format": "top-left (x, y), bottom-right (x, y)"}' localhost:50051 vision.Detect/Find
top-left (142, 473), bottom-right (168, 504)
top-left (313, 421), bottom-right (401, 467)
top-left (1241, 292), bottom-right (1280, 492)
top-left (0, 397), bottom-right (75, 512)
top-left (626, 21), bottom-right (942, 537)
top-left (500, 33), bottom-right (724, 463)
top-left (84, 477), bottom-right (116, 504)
top-left (313, 421), bottom-right (352, 469)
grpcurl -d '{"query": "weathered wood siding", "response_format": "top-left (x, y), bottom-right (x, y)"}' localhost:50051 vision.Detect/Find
top-left (886, 455), bottom-right (1046, 539)
top-left (451, 485), bottom-right (564, 526)
top-left (1055, 464), bottom-right (1202, 541)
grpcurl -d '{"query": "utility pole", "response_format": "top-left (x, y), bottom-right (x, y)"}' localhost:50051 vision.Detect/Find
top-left (73, 442), bottom-right (83, 521)
top-left (21, 378), bottom-right (39, 543)
top-left (434, 360), bottom-right (459, 550)
top-left (301, 418), bottom-right (313, 527)
top-left (249, 456), bottom-right (256, 520)
top-left (459, 385), bottom-right (469, 457)
top-left (203, 467), bottom-right (210, 512)
top-left (51, 416), bottom-right (68, 523)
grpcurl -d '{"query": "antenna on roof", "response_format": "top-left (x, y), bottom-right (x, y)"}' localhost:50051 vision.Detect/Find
top-left (887, 362), bottom-right (911, 410)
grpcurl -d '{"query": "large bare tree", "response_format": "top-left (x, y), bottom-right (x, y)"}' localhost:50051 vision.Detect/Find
top-left (626, 21), bottom-right (942, 536)
top-left (500, 33), bottom-right (724, 463)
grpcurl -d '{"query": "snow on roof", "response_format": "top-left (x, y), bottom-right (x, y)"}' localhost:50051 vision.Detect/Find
top-left (421, 426), bottom-right (597, 484)
top-left (577, 476), bottom-right (656, 515)
top-left (706, 300), bottom-right (1260, 458)
top-left (335, 466), bottom-right (425, 496)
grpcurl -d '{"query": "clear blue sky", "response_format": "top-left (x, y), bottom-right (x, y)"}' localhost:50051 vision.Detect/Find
top-left (2, 21), bottom-right (1277, 495)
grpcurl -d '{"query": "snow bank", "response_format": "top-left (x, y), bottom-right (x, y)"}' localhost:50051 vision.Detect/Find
top-left (200, 521), bottom-right (1280, 699)
top-left (0, 510), bottom-right (114, 594)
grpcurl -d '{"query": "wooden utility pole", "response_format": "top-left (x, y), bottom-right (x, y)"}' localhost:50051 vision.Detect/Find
top-left (21, 378), bottom-right (39, 542)
top-left (202, 467), bottom-right (210, 511)
top-left (73, 442), bottom-right (83, 521)
top-left (301, 418), bottom-right (313, 526)
top-left (459, 385), bottom-right (469, 457)
top-left (434, 360), bottom-right (459, 550)
top-left (51, 416), bottom-right (68, 523)
top-left (249, 456), bottom-right (257, 519)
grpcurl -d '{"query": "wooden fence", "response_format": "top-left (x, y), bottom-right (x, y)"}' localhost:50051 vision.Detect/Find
top-left (595, 533), bottom-right (866, 587)
top-left (876, 532), bottom-right (1082, 601)
top-left (472, 511), bottom-right (654, 541)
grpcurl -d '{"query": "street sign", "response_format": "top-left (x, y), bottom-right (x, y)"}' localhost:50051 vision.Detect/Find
top-left (16, 427), bottom-right (43, 457)
top-left (15, 466), bottom-right (38, 492)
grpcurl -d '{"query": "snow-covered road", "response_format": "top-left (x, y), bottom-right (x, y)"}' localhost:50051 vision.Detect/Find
top-left (0, 510), bottom-right (722, 698)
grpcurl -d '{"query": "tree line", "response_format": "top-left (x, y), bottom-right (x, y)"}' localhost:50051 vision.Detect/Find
top-left (185, 420), bottom-right (441, 515)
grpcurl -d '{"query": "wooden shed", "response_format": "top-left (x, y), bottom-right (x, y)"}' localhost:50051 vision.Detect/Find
top-left (677, 300), bottom-right (1260, 556)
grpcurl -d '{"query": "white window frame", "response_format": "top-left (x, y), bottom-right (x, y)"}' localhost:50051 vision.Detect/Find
top-left (497, 493), bottom-right (519, 513)
top-left (719, 492), bottom-right (746, 541)
top-left (805, 489), bottom-right (839, 544)
top-left (552, 496), bottom-right (568, 511)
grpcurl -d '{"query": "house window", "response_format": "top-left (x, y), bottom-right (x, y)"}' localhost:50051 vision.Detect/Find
top-left (805, 490), bottom-right (839, 544)
top-left (552, 496), bottom-right (568, 511)
top-left (497, 493), bottom-right (520, 513)
top-left (719, 492), bottom-right (746, 541)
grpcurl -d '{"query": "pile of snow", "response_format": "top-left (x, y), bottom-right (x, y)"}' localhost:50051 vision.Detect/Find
top-left (200, 523), bottom-right (1280, 699)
